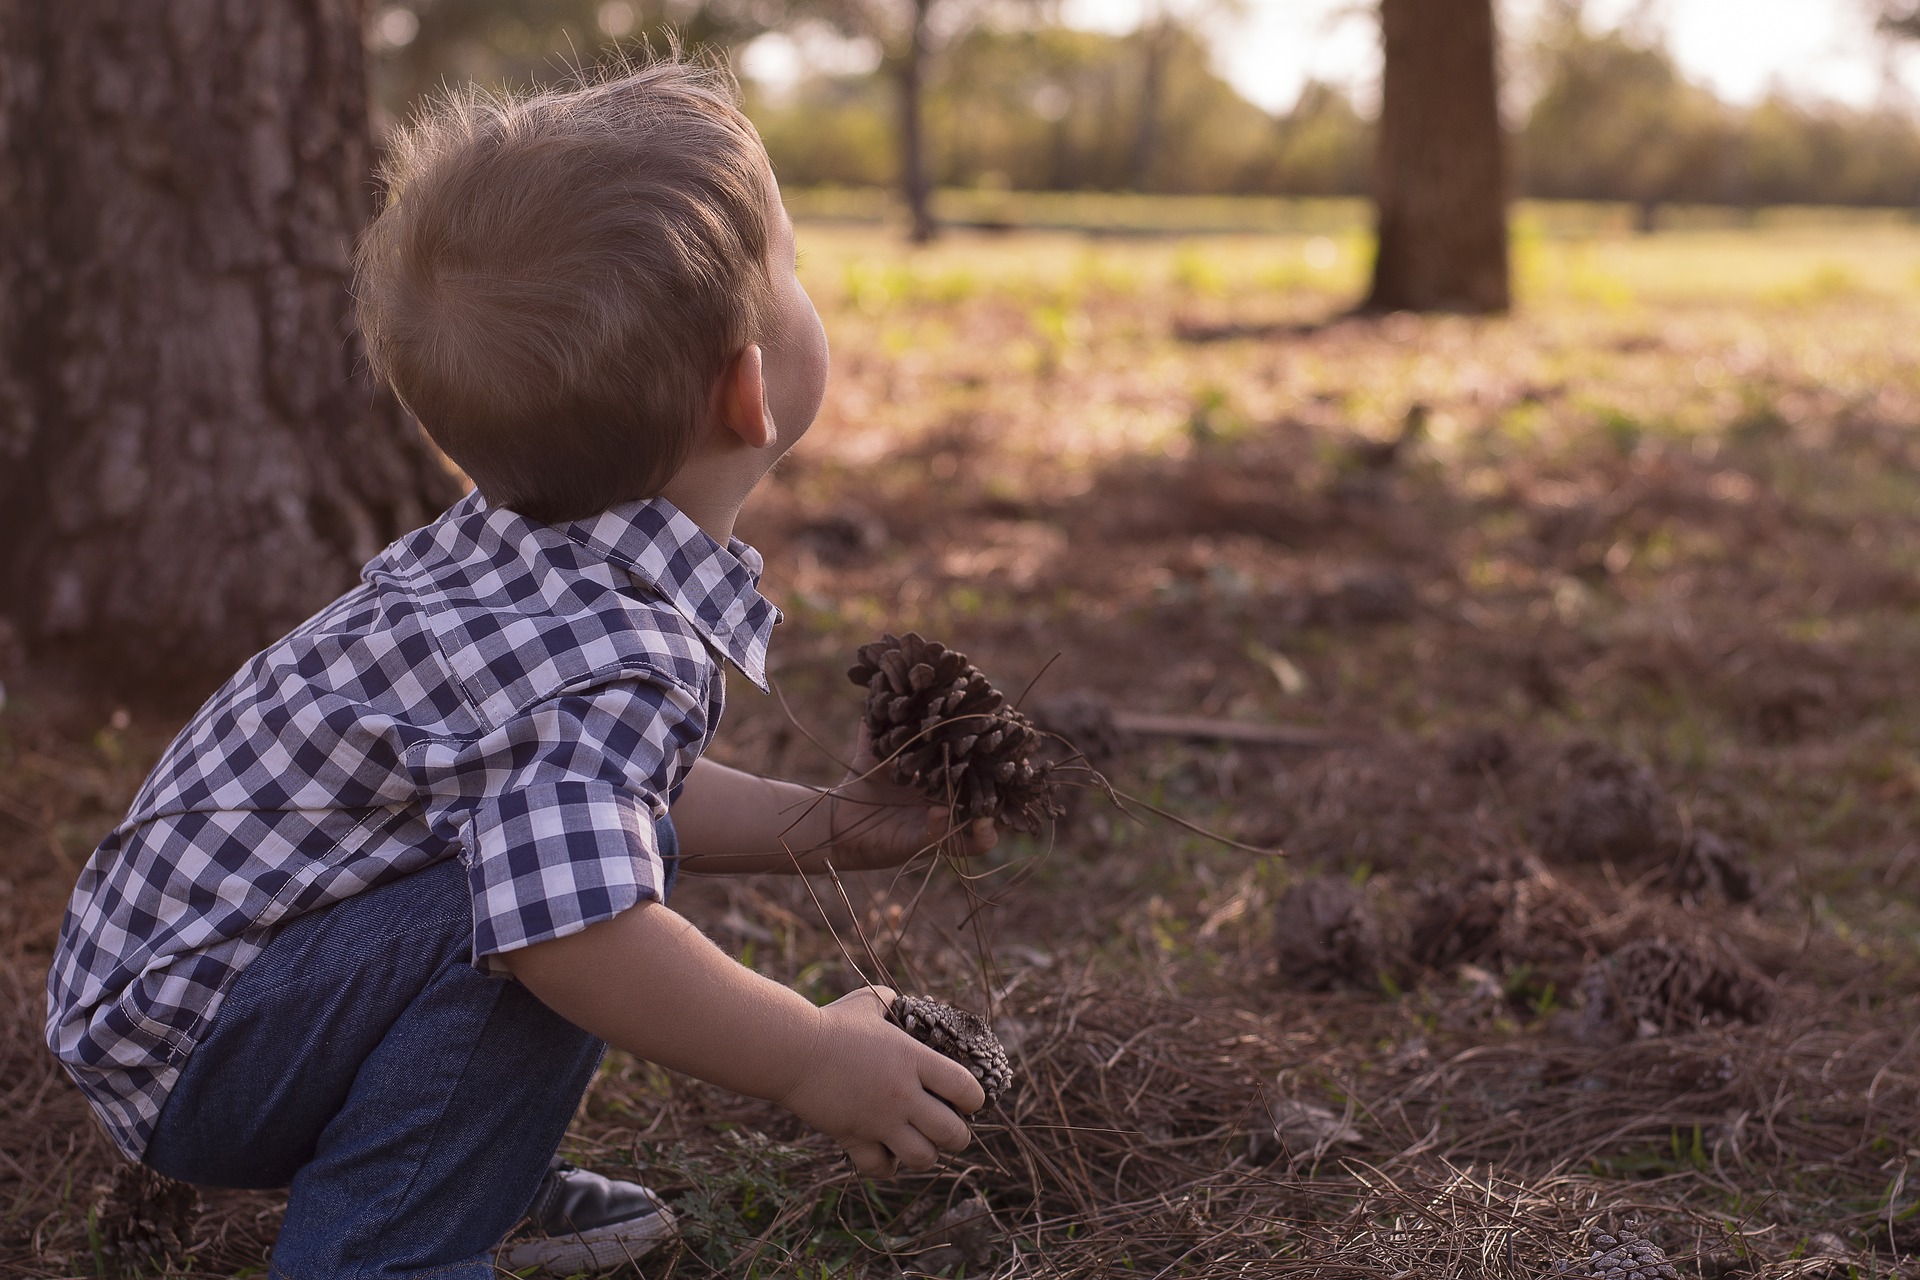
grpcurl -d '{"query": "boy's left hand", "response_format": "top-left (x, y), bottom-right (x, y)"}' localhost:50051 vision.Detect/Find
top-left (827, 726), bottom-right (997, 869)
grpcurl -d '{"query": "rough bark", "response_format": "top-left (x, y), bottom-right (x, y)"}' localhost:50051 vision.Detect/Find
top-left (1364, 0), bottom-right (1511, 313)
top-left (0, 0), bottom-right (460, 694)
top-left (895, 0), bottom-right (937, 243)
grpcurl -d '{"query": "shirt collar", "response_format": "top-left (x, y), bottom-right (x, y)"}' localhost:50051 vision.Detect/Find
top-left (558, 496), bottom-right (782, 691)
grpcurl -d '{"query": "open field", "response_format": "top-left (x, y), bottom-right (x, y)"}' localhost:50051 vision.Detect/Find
top-left (5, 215), bottom-right (1920, 1276)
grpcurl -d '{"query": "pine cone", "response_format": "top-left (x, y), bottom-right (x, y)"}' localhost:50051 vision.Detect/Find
top-left (1271, 877), bottom-right (1388, 992)
top-left (1549, 744), bottom-right (1666, 863)
top-left (888, 994), bottom-right (1015, 1107)
top-left (93, 1163), bottom-right (200, 1278)
top-left (1565, 1227), bottom-right (1680, 1279)
top-left (1408, 855), bottom-right (1592, 973)
top-left (848, 633), bottom-right (1063, 834)
top-left (1578, 937), bottom-right (1774, 1042)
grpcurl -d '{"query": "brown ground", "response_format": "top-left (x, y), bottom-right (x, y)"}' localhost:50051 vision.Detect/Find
top-left (5, 222), bottom-right (1920, 1276)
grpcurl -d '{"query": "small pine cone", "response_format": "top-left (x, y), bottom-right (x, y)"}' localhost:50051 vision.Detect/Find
top-left (93, 1163), bottom-right (200, 1277)
top-left (848, 633), bottom-right (1063, 834)
top-left (1566, 1227), bottom-right (1681, 1280)
top-left (888, 994), bottom-right (1015, 1107)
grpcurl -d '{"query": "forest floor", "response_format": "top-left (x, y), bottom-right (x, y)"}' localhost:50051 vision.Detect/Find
top-left (5, 217), bottom-right (1920, 1277)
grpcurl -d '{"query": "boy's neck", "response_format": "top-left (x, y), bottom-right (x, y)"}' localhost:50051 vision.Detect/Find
top-left (657, 466), bottom-right (756, 548)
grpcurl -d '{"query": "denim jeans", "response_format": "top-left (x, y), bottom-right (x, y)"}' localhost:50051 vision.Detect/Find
top-left (144, 817), bottom-right (677, 1280)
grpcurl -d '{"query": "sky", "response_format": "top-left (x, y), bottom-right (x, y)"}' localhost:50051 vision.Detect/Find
top-left (1058, 0), bottom-right (1920, 115)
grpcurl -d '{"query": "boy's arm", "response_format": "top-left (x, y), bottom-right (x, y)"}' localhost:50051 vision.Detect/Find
top-left (500, 899), bottom-right (983, 1176)
top-left (671, 755), bottom-right (994, 875)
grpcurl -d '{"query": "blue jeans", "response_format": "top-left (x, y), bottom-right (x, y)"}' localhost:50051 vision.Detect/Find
top-left (144, 817), bottom-right (677, 1280)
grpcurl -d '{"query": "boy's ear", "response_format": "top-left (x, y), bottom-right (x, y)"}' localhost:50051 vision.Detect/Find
top-left (716, 344), bottom-right (775, 450)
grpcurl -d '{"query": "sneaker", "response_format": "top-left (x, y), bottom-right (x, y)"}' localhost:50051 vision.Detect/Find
top-left (498, 1161), bottom-right (678, 1275)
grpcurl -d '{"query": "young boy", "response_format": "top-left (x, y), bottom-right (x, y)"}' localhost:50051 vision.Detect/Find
top-left (46, 62), bottom-right (993, 1279)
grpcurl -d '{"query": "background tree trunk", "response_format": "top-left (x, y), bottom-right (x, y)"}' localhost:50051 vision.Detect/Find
top-left (1126, 18), bottom-right (1171, 192)
top-left (0, 0), bottom-right (460, 696)
top-left (896, 0), bottom-right (937, 243)
top-left (1364, 0), bottom-right (1511, 313)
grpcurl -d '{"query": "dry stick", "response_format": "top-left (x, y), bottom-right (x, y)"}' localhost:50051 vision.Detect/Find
top-left (934, 738), bottom-right (1005, 1021)
top-left (765, 665), bottom-right (1334, 1254)
top-left (872, 833), bottom-right (955, 996)
top-left (1047, 757), bottom-right (1280, 857)
top-left (769, 677), bottom-right (856, 775)
top-left (1009, 649), bottom-right (1064, 713)
top-left (748, 701), bottom-right (963, 999)
top-left (771, 678), bottom-right (1027, 1018)
top-left (1111, 711), bottom-right (1347, 749)
top-left (815, 854), bottom-right (893, 995)
top-left (774, 833), bottom-right (882, 997)
top-left (753, 704), bottom-right (1038, 1188)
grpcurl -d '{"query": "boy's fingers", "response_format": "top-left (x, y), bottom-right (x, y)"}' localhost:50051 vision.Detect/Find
top-left (918, 1050), bottom-right (987, 1115)
top-left (831, 985), bottom-right (896, 1018)
top-left (887, 1127), bottom-right (941, 1173)
top-left (845, 1141), bottom-right (895, 1179)
top-left (923, 810), bottom-right (999, 853)
top-left (914, 1092), bottom-right (974, 1152)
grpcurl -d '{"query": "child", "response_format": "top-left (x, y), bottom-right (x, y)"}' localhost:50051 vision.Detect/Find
top-left (46, 61), bottom-right (993, 1279)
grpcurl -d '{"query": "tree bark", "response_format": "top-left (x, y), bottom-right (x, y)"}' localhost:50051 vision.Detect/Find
top-left (1364, 0), bottom-right (1510, 313)
top-left (0, 0), bottom-right (460, 695)
top-left (895, 0), bottom-right (937, 243)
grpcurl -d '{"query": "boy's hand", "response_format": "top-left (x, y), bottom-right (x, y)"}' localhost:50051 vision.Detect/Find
top-left (777, 986), bottom-right (985, 1177)
top-left (504, 905), bottom-right (978, 1179)
top-left (828, 726), bottom-right (998, 869)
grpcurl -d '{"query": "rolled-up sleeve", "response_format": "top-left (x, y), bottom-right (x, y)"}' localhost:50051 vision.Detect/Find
top-left (462, 678), bottom-right (705, 964)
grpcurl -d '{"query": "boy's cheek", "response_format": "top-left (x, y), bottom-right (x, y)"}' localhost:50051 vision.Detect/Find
top-left (771, 296), bottom-right (829, 443)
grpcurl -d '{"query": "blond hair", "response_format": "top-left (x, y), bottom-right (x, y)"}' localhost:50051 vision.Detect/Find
top-left (355, 60), bottom-right (777, 522)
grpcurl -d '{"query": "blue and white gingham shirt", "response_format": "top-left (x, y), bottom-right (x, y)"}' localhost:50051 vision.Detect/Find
top-left (46, 491), bottom-right (779, 1159)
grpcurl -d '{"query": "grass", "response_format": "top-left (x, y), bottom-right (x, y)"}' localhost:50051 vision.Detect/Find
top-left (6, 207), bottom-right (1920, 1276)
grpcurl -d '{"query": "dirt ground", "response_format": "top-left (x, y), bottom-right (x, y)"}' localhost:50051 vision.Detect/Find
top-left (4, 217), bottom-right (1920, 1277)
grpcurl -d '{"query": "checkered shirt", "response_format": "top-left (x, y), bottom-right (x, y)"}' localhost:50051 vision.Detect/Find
top-left (45, 490), bottom-right (779, 1159)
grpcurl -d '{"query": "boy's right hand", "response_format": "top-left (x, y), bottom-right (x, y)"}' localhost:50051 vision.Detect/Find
top-left (777, 986), bottom-right (985, 1178)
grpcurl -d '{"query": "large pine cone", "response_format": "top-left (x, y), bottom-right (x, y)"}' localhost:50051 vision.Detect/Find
top-left (1565, 1227), bottom-right (1680, 1279)
top-left (888, 994), bottom-right (1015, 1107)
top-left (848, 633), bottom-right (1062, 834)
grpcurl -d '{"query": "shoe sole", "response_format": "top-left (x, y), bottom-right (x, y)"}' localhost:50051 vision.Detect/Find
top-left (497, 1203), bottom-right (678, 1275)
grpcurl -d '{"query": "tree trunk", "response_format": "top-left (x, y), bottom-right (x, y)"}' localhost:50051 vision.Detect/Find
top-left (1364, 0), bottom-right (1510, 313)
top-left (1126, 19), bottom-right (1171, 191)
top-left (895, 0), bottom-right (937, 243)
top-left (0, 0), bottom-right (460, 695)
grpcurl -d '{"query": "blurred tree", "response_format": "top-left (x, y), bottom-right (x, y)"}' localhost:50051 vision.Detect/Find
top-left (1252, 81), bottom-right (1372, 197)
top-left (366, 0), bottom-right (982, 242)
top-left (1365, 0), bottom-right (1510, 312)
top-left (1126, 7), bottom-right (1176, 190)
top-left (792, 0), bottom-right (1009, 242)
top-left (1123, 0), bottom-right (1243, 192)
top-left (367, 0), bottom-right (783, 123)
top-left (0, 0), bottom-right (459, 692)
top-left (1519, 7), bottom-right (1731, 227)
top-left (755, 19), bottom-right (1307, 195)
top-left (896, 0), bottom-right (938, 240)
top-left (358, 0), bottom-right (1920, 211)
